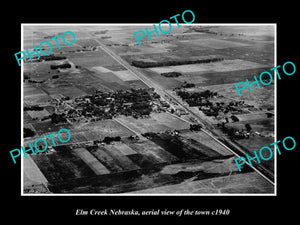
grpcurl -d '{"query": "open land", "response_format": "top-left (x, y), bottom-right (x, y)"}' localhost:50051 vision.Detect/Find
top-left (23, 25), bottom-right (275, 194)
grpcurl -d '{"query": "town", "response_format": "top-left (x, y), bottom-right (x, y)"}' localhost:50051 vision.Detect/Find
top-left (23, 24), bottom-right (275, 194)
top-left (45, 88), bottom-right (166, 123)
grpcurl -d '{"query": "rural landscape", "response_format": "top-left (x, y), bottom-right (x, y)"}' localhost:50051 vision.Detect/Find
top-left (23, 24), bottom-right (275, 194)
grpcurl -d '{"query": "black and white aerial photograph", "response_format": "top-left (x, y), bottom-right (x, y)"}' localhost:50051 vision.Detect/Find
top-left (22, 24), bottom-right (276, 195)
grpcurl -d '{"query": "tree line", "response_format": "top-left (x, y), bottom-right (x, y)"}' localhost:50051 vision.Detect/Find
top-left (131, 57), bottom-right (224, 68)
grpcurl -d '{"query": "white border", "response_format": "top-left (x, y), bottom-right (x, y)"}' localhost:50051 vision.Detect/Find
top-left (21, 23), bottom-right (277, 196)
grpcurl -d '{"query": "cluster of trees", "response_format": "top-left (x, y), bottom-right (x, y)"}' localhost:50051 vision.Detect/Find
top-left (24, 106), bottom-right (44, 111)
top-left (245, 123), bottom-right (252, 132)
top-left (92, 89), bottom-right (154, 104)
top-left (266, 112), bottom-right (274, 118)
top-left (69, 46), bottom-right (98, 53)
top-left (201, 108), bottom-right (218, 117)
top-left (50, 113), bottom-right (67, 124)
top-left (189, 27), bottom-right (218, 35)
top-left (100, 36), bottom-right (112, 39)
top-left (94, 30), bottom-right (108, 34)
top-left (131, 57), bottom-right (224, 68)
top-left (177, 90), bottom-right (216, 100)
top-left (131, 102), bottom-right (152, 116)
top-left (177, 90), bottom-right (245, 118)
top-left (24, 72), bottom-right (31, 80)
top-left (27, 79), bottom-right (44, 83)
top-left (24, 128), bottom-right (35, 138)
top-left (103, 136), bottom-right (121, 144)
top-left (219, 123), bottom-right (252, 139)
top-left (50, 63), bottom-right (71, 70)
top-left (160, 72), bottom-right (182, 77)
top-left (90, 89), bottom-right (154, 117)
top-left (40, 55), bottom-right (66, 61)
top-left (177, 90), bottom-right (217, 107)
top-left (63, 89), bottom-right (157, 121)
top-left (221, 125), bottom-right (236, 137)
top-left (231, 115), bottom-right (239, 122)
top-left (181, 81), bottom-right (195, 88)
top-left (189, 124), bottom-right (202, 131)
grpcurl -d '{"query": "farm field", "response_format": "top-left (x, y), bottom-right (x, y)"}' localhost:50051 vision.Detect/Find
top-left (67, 50), bottom-right (118, 68)
top-left (23, 155), bottom-right (48, 186)
top-left (71, 119), bottom-right (136, 140)
top-left (26, 109), bottom-right (50, 119)
top-left (144, 60), bottom-right (270, 90)
top-left (73, 148), bottom-right (110, 175)
top-left (178, 38), bottom-right (250, 49)
top-left (23, 24), bottom-right (275, 194)
top-left (135, 63), bottom-right (271, 90)
top-left (41, 83), bottom-right (88, 98)
top-left (29, 127), bottom-right (270, 193)
top-left (233, 135), bottom-right (275, 171)
top-left (208, 25), bottom-right (274, 39)
top-left (124, 139), bottom-right (179, 164)
top-left (24, 84), bottom-right (52, 105)
top-left (113, 70), bottom-right (138, 81)
top-left (116, 112), bottom-right (190, 134)
top-left (149, 59), bottom-right (267, 74)
top-left (180, 130), bottom-right (234, 157)
top-left (30, 121), bottom-right (72, 135)
top-left (37, 134), bottom-right (265, 193)
top-left (130, 171), bottom-right (274, 194)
